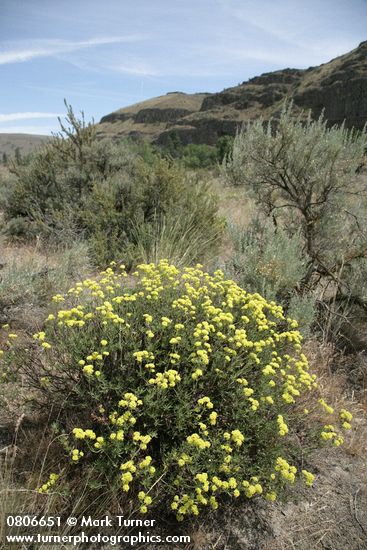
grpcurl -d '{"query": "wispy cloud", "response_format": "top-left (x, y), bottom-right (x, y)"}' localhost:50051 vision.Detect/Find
top-left (109, 59), bottom-right (236, 79)
top-left (0, 125), bottom-right (55, 135)
top-left (216, 0), bottom-right (362, 67)
top-left (110, 61), bottom-right (160, 77)
top-left (0, 35), bottom-right (148, 65)
top-left (0, 112), bottom-right (61, 122)
top-left (26, 84), bottom-right (141, 102)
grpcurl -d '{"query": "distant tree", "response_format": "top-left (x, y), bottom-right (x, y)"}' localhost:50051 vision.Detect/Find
top-left (164, 130), bottom-right (183, 158)
top-left (216, 135), bottom-right (234, 163)
top-left (2, 152), bottom-right (8, 165)
top-left (181, 144), bottom-right (217, 168)
top-left (53, 99), bottom-right (96, 156)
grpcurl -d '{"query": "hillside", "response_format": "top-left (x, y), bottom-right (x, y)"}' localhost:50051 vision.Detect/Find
top-left (97, 40), bottom-right (367, 145)
top-left (0, 133), bottom-right (49, 160)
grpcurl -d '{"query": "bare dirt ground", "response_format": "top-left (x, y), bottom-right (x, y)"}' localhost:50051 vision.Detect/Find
top-left (261, 420), bottom-right (367, 550)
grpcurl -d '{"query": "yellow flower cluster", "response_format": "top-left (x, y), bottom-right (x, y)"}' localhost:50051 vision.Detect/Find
top-left (275, 457), bottom-right (297, 483)
top-left (119, 392), bottom-right (142, 409)
top-left (71, 449), bottom-right (84, 461)
top-left (110, 430), bottom-right (124, 441)
top-left (340, 409), bottom-right (353, 430)
top-left (29, 260), bottom-right (353, 521)
top-left (138, 491), bottom-right (153, 513)
top-left (229, 429), bottom-right (245, 447)
top-left (110, 409), bottom-right (134, 425)
top-left (133, 350), bottom-right (154, 363)
top-left (187, 433), bottom-right (211, 449)
top-left (132, 431), bottom-right (152, 450)
top-left (197, 396), bottom-right (213, 409)
top-left (320, 425), bottom-right (344, 446)
top-left (72, 428), bottom-right (96, 440)
top-left (242, 479), bottom-right (263, 498)
top-left (192, 368), bottom-right (203, 380)
top-left (178, 453), bottom-right (192, 467)
top-left (139, 455), bottom-right (152, 469)
top-left (301, 469), bottom-right (315, 486)
top-left (33, 330), bottom-right (52, 349)
top-left (148, 369), bottom-right (181, 388)
top-left (119, 459), bottom-right (142, 492)
top-left (77, 349), bottom-right (109, 378)
top-left (38, 473), bottom-right (59, 493)
top-left (277, 415), bottom-right (289, 436)
top-left (318, 398), bottom-right (334, 414)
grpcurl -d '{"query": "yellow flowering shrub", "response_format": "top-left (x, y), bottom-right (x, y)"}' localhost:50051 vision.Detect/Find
top-left (1, 261), bottom-right (353, 519)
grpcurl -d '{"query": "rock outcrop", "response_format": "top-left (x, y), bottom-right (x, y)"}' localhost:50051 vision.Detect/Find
top-left (97, 41), bottom-right (367, 145)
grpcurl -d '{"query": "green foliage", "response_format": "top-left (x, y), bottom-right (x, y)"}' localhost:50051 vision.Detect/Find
top-left (181, 144), bottom-right (218, 169)
top-left (216, 135), bottom-right (234, 163)
top-left (226, 218), bottom-right (316, 334)
top-left (1, 104), bottom-right (223, 267)
top-left (160, 136), bottom-right (234, 169)
top-left (287, 294), bottom-right (316, 338)
top-left (131, 183), bottom-right (223, 267)
top-left (228, 218), bottom-right (307, 299)
top-left (79, 158), bottom-right (222, 266)
top-left (7, 262), bottom-right (350, 518)
top-left (223, 102), bottom-right (366, 260)
top-left (162, 130), bottom-right (183, 157)
top-left (223, 102), bottom-right (367, 336)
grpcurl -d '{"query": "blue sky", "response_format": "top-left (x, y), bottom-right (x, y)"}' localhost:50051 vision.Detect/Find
top-left (0, 0), bottom-right (366, 135)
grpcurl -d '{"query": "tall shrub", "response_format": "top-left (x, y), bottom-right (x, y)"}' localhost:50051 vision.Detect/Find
top-left (223, 103), bottom-right (367, 324)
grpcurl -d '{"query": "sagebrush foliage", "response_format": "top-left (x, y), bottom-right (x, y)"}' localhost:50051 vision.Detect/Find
top-left (222, 102), bottom-right (367, 271)
top-left (223, 102), bottom-right (367, 339)
top-left (226, 219), bottom-right (316, 335)
top-left (1, 105), bottom-right (223, 266)
top-left (1, 261), bottom-right (352, 519)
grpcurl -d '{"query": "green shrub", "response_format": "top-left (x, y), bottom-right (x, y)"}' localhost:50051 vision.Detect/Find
top-left (5, 261), bottom-right (352, 519)
top-left (225, 219), bottom-right (316, 335)
top-left (222, 102), bottom-right (366, 265)
top-left (131, 184), bottom-right (223, 267)
top-left (181, 144), bottom-right (218, 169)
top-left (222, 102), bottom-right (367, 337)
top-left (216, 135), bottom-right (234, 163)
top-left (227, 219), bottom-right (308, 299)
top-left (1, 105), bottom-right (223, 267)
top-left (79, 159), bottom-right (223, 266)
top-left (1, 136), bottom-right (137, 242)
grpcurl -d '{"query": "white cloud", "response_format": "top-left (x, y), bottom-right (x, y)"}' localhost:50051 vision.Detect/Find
top-left (0, 35), bottom-right (147, 65)
top-left (0, 112), bottom-right (61, 123)
top-left (0, 125), bottom-right (54, 135)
